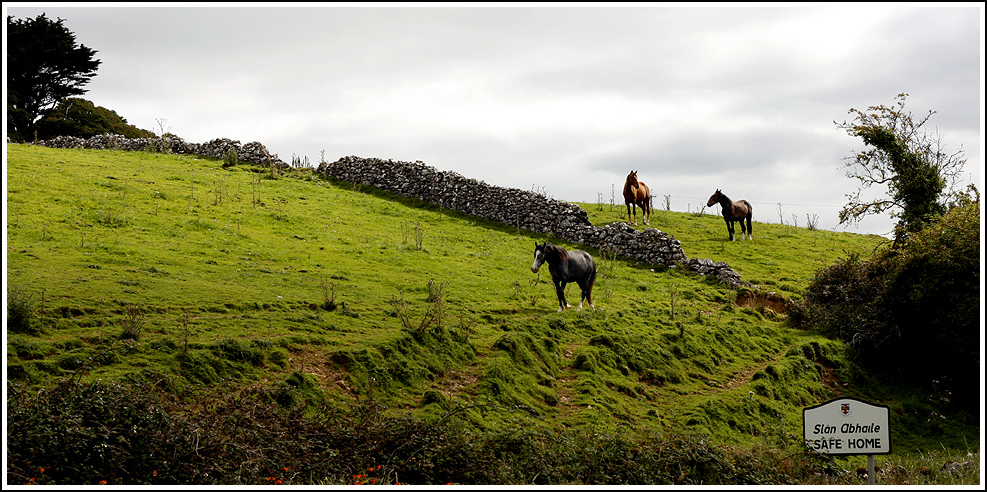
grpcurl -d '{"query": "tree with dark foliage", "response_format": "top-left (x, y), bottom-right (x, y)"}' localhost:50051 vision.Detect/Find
top-left (7, 13), bottom-right (102, 142)
top-left (795, 191), bottom-right (980, 411)
top-left (797, 95), bottom-right (979, 413)
top-left (36, 97), bottom-right (155, 140)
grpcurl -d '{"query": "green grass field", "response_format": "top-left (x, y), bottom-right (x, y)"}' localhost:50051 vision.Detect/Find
top-left (5, 144), bottom-right (979, 483)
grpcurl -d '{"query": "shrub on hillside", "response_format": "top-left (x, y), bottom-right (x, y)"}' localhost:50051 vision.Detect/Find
top-left (794, 197), bottom-right (980, 409)
top-left (35, 98), bottom-right (155, 141)
top-left (6, 284), bottom-right (39, 335)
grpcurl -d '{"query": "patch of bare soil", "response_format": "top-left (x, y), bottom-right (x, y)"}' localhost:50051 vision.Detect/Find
top-left (279, 348), bottom-right (355, 394)
top-left (736, 289), bottom-right (792, 315)
top-left (429, 367), bottom-right (481, 399)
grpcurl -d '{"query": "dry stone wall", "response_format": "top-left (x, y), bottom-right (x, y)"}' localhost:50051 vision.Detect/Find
top-left (319, 156), bottom-right (749, 288)
top-left (34, 134), bottom-right (288, 167)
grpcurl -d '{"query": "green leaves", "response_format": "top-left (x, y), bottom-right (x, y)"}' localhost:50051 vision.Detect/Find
top-left (836, 93), bottom-right (966, 245)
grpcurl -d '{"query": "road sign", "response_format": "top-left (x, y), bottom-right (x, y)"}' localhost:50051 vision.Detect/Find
top-left (803, 397), bottom-right (891, 455)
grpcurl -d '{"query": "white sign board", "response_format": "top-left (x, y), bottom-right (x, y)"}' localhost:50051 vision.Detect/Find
top-left (803, 397), bottom-right (891, 455)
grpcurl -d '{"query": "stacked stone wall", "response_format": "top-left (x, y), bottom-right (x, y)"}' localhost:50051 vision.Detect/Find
top-left (34, 134), bottom-right (288, 167)
top-left (319, 156), bottom-right (749, 288)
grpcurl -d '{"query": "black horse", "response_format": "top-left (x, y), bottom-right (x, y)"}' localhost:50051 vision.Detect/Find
top-left (530, 243), bottom-right (597, 312)
top-left (707, 189), bottom-right (753, 241)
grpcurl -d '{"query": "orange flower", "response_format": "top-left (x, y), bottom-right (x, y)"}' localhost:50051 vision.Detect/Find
top-left (275, 479), bottom-right (283, 485)
top-left (98, 480), bottom-right (107, 485)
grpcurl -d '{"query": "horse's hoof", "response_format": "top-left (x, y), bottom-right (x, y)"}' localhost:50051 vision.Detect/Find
top-left (557, 307), bottom-right (564, 313)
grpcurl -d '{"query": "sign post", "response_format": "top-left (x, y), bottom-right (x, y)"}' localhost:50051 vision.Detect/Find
top-left (803, 397), bottom-right (891, 484)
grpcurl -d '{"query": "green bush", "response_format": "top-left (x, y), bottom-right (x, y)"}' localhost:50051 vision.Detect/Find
top-left (35, 98), bottom-right (155, 140)
top-left (222, 148), bottom-right (238, 168)
top-left (6, 284), bottom-right (39, 335)
top-left (795, 198), bottom-right (980, 410)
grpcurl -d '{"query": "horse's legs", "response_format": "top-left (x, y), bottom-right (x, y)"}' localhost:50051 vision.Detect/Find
top-left (626, 203), bottom-right (635, 225)
top-left (577, 281), bottom-right (595, 311)
top-left (642, 200), bottom-right (650, 225)
top-left (555, 281), bottom-right (569, 312)
top-left (746, 216), bottom-right (753, 240)
top-left (725, 218), bottom-right (735, 241)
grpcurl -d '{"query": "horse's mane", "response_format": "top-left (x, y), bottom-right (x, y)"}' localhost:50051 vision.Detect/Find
top-left (546, 244), bottom-right (569, 261)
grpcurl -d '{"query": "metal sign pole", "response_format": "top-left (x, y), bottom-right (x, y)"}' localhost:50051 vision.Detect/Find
top-left (868, 454), bottom-right (875, 485)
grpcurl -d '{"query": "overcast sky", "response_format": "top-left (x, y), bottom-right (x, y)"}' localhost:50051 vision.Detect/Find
top-left (5, 3), bottom-right (984, 237)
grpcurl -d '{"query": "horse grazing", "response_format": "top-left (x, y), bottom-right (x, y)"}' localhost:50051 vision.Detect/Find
top-left (707, 189), bottom-right (753, 241)
top-left (530, 243), bottom-right (597, 313)
top-left (623, 170), bottom-right (652, 226)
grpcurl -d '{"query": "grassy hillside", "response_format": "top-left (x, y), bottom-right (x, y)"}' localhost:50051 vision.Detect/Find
top-left (5, 144), bottom-right (979, 483)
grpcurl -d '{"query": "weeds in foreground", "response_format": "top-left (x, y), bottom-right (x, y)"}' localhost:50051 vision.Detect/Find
top-left (401, 220), bottom-right (425, 251)
top-left (389, 280), bottom-right (446, 336)
top-left (6, 380), bottom-right (977, 485)
top-left (119, 303), bottom-right (146, 340)
top-left (318, 275), bottom-right (339, 311)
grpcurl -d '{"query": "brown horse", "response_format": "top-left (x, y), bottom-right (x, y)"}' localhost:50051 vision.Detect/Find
top-left (623, 170), bottom-right (652, 226)
top-left (707, 189), bottom-right (753, 241)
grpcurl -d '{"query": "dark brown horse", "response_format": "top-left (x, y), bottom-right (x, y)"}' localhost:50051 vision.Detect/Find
top-left (707, 189), bottom-right (753, 241)
top-left (623, 170), bottom-right (652, 226)
top-left (531, 243), bottom-right (597, 312)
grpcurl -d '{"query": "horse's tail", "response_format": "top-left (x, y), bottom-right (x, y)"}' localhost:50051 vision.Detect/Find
top-left (744, 201), bottom-right (753, 240)
top-left (586, 263), bottom-right (597, 304)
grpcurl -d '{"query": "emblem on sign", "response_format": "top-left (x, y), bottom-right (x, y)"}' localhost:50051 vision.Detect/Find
top-left (841, 403), bottom-right (851, 416)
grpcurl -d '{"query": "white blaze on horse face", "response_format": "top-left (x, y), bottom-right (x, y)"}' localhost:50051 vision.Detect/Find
top-left (531, 250), bottom-right (545, 273)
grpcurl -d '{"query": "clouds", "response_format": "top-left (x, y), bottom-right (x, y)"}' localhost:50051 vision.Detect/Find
top-left (5, 4), bottom-right (982, 237)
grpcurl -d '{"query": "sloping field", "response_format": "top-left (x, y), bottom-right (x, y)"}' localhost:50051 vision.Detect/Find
top-left (6, 143), bottom-right (968, 460)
